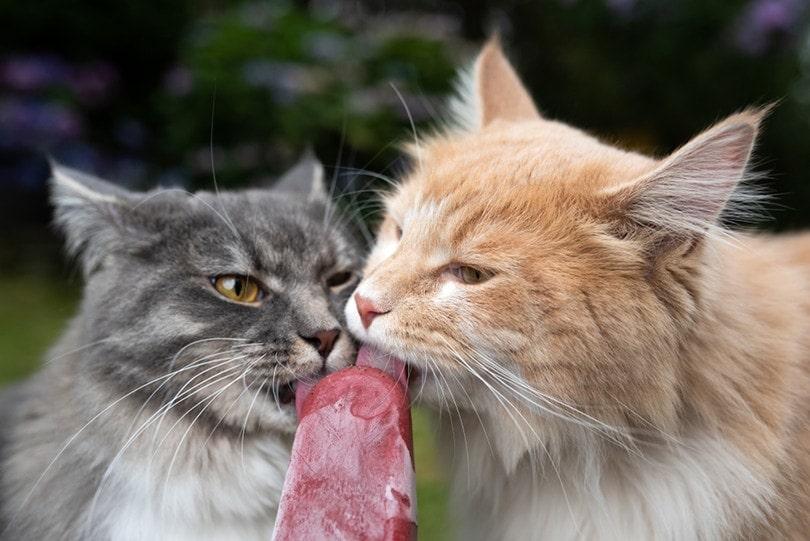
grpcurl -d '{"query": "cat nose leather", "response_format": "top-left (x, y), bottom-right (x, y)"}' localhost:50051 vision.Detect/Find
top-left (302, 329), bottom-right (340, 359)
top-left (355, 293), bottom-right (388, 329)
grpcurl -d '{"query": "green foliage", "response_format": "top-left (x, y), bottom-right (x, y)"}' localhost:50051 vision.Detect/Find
top-left (0, 274), bottom-right (79, 383)
top-left (155, 2), bottom-right (462, 188)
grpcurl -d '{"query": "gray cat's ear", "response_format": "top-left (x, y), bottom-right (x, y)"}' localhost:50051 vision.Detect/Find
top-left (274, 150), bottom-right (328, 203)
top-left (49, 163), bottom-right (139, 275)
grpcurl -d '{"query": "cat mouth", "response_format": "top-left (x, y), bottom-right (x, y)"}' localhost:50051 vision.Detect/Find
top-left (277, 382), bottom-right (297, 405)
top-left (356, 345), bottom-right (421, 387)
top-left (259, 373), bottom-right (324, 408)
top-left (404, 362), bottom-right (421, 385)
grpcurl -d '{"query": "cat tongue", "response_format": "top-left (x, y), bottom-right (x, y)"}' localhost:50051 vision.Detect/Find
top-left (294, 346), bottom-right (406, 418)
top-left (294, 380), bottom-right (317, 418)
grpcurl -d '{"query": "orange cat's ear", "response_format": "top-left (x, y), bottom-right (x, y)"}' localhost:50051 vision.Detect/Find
top-left (602, 108), bottom-right (766, 237)
top-left (452, 37), bottom-right (541, 129)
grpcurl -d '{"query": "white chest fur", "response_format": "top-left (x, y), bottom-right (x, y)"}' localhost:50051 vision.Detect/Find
top-left (445, 422), bottom-right (773, 541)
top-left (93, 436), bottom-right (290, 541)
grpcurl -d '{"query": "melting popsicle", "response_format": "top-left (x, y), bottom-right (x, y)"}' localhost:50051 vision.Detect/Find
top-left (273, 345), bottom-right (416, 540)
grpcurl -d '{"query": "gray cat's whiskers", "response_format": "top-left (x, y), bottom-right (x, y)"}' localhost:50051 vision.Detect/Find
top-left (149, 356), bottom-right (251, 453)
top-left (165, 337), bottom-right (251, 372)
top-left (241, 374), bottom-right (269, 472)
top-left (160, 359), bottom-right (264, 508)
top-left (127, 346), bottom-right (256, 438)
top-left (7, 352), bottom-right (241, 528)
top-left (84, 358), bottom-right (253, 532)
top-left (148, 354), bottom-right (251, 449)
top-left (203, 373), bottom-right (263, 449)
top-left (40, 337), bottom-right (115, 366)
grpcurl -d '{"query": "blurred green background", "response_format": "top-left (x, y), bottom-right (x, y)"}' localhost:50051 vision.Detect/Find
top-left (2, 0), bottom-right (810, 538)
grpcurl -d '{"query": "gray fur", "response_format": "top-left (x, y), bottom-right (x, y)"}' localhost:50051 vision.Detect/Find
top-left (0, 155), bottom-right (363, 540)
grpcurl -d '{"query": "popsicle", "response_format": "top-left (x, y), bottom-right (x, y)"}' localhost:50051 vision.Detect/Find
top-left (272, 345), bottom-right (416, 540)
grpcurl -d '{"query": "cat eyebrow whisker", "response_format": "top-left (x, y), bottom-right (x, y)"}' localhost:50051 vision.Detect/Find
top-left (207, 87), bottom-right (243, 246)
top-left (390, 82), bottom-right (423, 173)
top-left (334, 167), bottom-right (399, 189)
top-left (131, 186), bottom-right (243, 242)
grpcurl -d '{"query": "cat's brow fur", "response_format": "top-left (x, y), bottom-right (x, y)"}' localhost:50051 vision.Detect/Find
top-left (346, 39), bottom-right (810, 540)
top-left (0, 156), bottom-right (363, 540)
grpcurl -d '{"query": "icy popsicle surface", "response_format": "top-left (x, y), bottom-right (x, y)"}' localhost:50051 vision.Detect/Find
top-left (272, 346), bottom-right (416, 540)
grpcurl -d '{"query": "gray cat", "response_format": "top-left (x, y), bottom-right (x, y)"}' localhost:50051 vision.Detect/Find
top-left (0, 155), bottom-right (363, 540)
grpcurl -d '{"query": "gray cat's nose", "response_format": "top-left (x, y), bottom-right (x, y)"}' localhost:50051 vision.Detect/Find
top-left (302, 328), bottom-right (340, 359)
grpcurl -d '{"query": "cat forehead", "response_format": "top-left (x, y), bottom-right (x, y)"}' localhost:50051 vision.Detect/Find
top-left (414, 121), bottom-right (655, 192)
top-left (161, 191), bottom-right (352, 272)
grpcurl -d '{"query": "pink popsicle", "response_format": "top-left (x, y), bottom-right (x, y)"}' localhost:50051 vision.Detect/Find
top-left (273, 346), bottom-right (416, 540)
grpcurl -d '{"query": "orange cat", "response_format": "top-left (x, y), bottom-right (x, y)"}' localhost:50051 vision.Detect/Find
top-left (345, 40), bottom-right (810, 539)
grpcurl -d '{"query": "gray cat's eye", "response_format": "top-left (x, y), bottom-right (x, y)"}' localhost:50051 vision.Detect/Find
top-left (326, 271), bottom-right (354, 290)
top-left (210, 274), bottom-right (267, 304)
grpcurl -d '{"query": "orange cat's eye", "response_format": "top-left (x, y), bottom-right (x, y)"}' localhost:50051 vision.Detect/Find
top-left (211, 275), bottom-right (265, 304)
top-left (447, 264), bottom-right (492, 285)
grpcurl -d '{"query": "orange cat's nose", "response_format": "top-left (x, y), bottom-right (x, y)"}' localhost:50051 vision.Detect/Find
top-left (355, 293), bottom-right (388, 329)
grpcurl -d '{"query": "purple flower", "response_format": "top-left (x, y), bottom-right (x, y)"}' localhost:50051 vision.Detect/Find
top-left (735, 0), bottom-right (807, 55)
top-left (0, 55), bottom-right (69, 91)
top-left (53, 143), bottom-right (102, 175)
top-left (606, 0), bottom-right (636, 17)
top-left (163, 66), bottom-right (193, 96)
top-left (0, 98), bottom-right (82, 148)
top-left (306, 32), bottom-right (348, 62)
top-left (242, 61), bottom-right (328, 103)
top-left (115, 119), bottom-right (146, 149)
top-left (68, 62), bottom-right (117, 104)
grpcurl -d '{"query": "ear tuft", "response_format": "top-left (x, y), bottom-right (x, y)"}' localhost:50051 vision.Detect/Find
top-left (49, 163), bottom-right (133, 275)
top-left (602, 109), bottom-right (766, 238)
top-left (476, 36), bottom-right (541, 127)
top-left (447, 36), bottom-right (541, 131)
top-left (274, 150), bottom-right (328, 202)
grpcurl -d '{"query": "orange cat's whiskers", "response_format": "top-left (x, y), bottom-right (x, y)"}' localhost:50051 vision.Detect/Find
top-left (438, 337), bottom-right (579, 525)
top-left (469, 351), bottom-right (639, 454)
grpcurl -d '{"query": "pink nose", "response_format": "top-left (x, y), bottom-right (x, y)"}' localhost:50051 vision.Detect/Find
top-left (355, 293), bottom-right (388, 329)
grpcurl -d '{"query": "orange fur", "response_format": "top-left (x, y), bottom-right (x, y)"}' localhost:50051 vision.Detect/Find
top-left (346, 40), bottom-right (810, 539)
